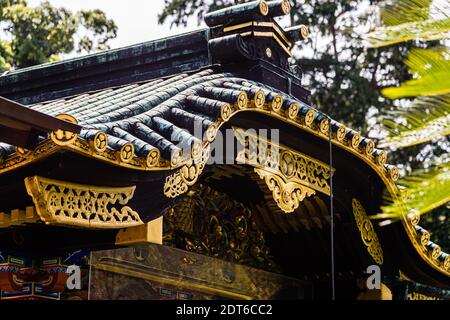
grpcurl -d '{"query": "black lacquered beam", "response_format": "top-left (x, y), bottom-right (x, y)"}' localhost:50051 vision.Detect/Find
top-left (0, 96), bottom-right (82, 148)
top-left (267, 0), bottom-right (291, 17)
top-left (204, 0), bottom-right (269, 27)
top-left (285, 25), bottom-right (310, 42)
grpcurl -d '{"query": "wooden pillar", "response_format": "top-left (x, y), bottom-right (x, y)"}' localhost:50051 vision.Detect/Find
top-left (115, 217), bottom-right (163, 246)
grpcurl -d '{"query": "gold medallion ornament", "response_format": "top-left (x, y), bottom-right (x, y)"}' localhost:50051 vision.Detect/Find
top-left (299, 25), bottom-right (310, 40)
top-left (319, 118), bottom-right (329, 134)
top-left (420, 231), bottom-right (431, 246)
top-left (428, 244), bottom-right (442, 260)
top-left (443, 256), bottom-right (450, 270)
top-left (281, 0), bottom-right (291, 15)
top-left (50, 114), bottom-right (78, 146)
top-left (270, 95), bottom-right (283, 111)
top-left (366, 140), bottom-right (375, 155)
top-left (145, 148), bottom-right (160, 167)
top-left (236, 92), bottom-right (249, 110)
top-left (351, 133), bottom-right (361, 149)
top-left (408, 210), bottom-right (421, 226)
top-left (360, 139), bottom-right (375, 156)
top-left (118, 143), bottom-right (135, 163)
top-left (352, 198), bottom-right (384, 265)
top-left (91, 132), bottom-right (108, 153)
top-left (220, 103), bottom-right (233, 121)
top-left (24, 176), bottom-right (143, 228)
top-left (413, 217), bottom-right (432, 246)
top-left (305, 109), bottom-right (315, 126)
top-left (169, 148), bottom-right (184, 167)
top-left (253, 90), bottom-right (266, 108)
top-left (336, 126), bottom-right (346, 142)
top-left (287, 103), bottom-right (299, 119)
top-left (205, 124), bottom-right (218, 143)
top-left (191, 140), bottom-right (203, 161)
top-left (259, 0), bottom-right (269, 16)
top-left (375, 150), bottom-right (387, 166)
top-left (388, 166), bottom-right (399, 181)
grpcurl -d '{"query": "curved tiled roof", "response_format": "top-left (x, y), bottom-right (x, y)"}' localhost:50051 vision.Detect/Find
top-left (0, 68), bottom-right (391, 172)
top-left (0, 67), bottom-right (448, 278)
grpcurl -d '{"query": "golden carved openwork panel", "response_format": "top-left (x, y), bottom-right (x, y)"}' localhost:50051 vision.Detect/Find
top-left (233, 127), bottom-right (334, 213)
top-left (25, 176), bottom-right (143, 229)
top-left (163, 145), bottom-right (210, 198)
top-left (254, 168), bottom-right (316, 213)
top-left (352, 198), bottom-right (384, 265)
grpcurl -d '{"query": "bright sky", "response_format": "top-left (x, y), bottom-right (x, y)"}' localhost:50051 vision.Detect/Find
top-left (27, 0), bottom-right (203, 50)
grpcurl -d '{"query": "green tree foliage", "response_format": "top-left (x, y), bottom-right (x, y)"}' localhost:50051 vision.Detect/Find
top-left (365, 0), bottom-right (449, 250)
top-left (159, 0), bottom-right (414, 132)
top-left (0, 0), bottom-right (117, 72)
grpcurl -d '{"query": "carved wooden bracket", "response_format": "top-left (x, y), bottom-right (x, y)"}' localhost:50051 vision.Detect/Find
top-left (234, 127), bottom-right (334, 213)
top-left (24, 176), bottom-right (143, 229)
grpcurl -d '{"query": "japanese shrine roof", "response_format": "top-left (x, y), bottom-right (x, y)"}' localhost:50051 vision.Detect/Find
top-left (0, 0), bottom-right (448, 288)
top-left (0, 65), bottom-right (448, 284)
top-left (0, 68), bottom-right (381, 169)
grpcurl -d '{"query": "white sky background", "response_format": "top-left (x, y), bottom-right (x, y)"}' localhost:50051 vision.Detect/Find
top-left (27, 0), bottom-right (203, 51)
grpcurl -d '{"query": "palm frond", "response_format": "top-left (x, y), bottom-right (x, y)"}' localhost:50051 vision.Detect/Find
top-left (382, 0), bottom-right (450, 25)
top-left (366, 19), bottom-right (450, 47)
top-left (373, 161), bottom-right (450, 219)
top-left (364, 0), bottom-right (450, 47)
top-left (379, 95), bottom-right (450, 148)
top-left (381, 48), bottom-right (450, 98)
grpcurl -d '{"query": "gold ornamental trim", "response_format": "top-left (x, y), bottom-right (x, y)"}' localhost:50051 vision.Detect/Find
top-left (0, 115), bottom-right (170, 176)
top-left (156, 88), bottom-right (446, 276)
top-left (280, 0), bottom-right (291, 15)
top-left (255, 168), bottom-right (316, 213)
top-left (24, 176), bottom-right (143, 229)
top-left (299, 25), bottom-right (309, 39)
top-left (0, 78), bottom-right (447, 276)
top-left (232, 127), bottom-right (332, 213)
top-left (408, 292), bottom-right (442, 300)
top-left (241, 31), bottom-right (293, 57)
top-left (0, 207), bottom-right (40, 228)
top-left (234, 126), bottom-right (333, 195)
top-left (1, 140), bottom-right (60, 175)
top-left (259, 0), bottom-right (269, 16)
top-left (223, 21), bottom-right (292, 48)
top-left (352, 199), bottom-right (384, 265)
top-left (253, 22), bottom-right (292, 47)
top-left (164, 145), bottom-right (210, 198)
top-left (50, 114), bottom-right (78, 146)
